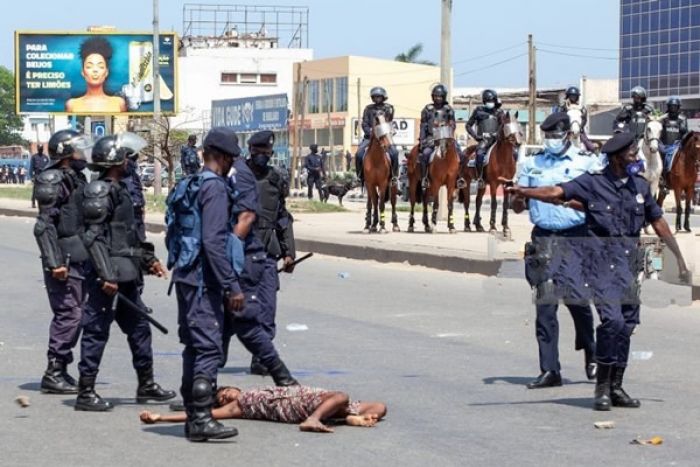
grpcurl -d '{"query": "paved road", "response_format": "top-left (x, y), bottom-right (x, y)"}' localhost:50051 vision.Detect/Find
top-left (0, 215), bottom-right (698, 466)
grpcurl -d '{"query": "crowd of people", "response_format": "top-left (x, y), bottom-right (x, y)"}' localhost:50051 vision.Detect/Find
top-left (0, 164), bottom-right (28, 184)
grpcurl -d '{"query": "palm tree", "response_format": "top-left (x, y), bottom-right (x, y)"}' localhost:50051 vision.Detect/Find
top-left (394, 43), bottom-right (436, 66)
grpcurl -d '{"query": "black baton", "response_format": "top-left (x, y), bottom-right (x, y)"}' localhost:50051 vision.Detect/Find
top-left (278, 252), bottom-right (314, 273)
top-left (97, 279), bottom-right (169, 335)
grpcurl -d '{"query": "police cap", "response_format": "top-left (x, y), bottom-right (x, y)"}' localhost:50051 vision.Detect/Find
top-left (203, 127), bottom-right (240, 157)
top-left (248, 130), bottom-right (275, 151)
top-left (540, 112), bottom-right (571, 133)
top-left (600, 131), bottom-right (636, 156)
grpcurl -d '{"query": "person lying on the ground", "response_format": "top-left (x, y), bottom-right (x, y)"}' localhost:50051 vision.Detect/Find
top-left (140, 385), bottom-right (387, 433)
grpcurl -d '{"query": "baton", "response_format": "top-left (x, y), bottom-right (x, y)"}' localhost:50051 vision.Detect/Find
top-left (97, 279), bottom-right (169, 335)
top-left (278, 252), bottom-right (314, 273)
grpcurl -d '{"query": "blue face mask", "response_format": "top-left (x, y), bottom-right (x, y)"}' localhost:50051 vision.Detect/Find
top-left (543, 138), bottom-right (566, 155)
top-left (625, 159), bottom-right (645, 177)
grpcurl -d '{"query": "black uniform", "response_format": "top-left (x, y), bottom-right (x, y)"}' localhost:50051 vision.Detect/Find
top-left (304, 146), bottom-right (325, 200)
top-left (466, 105), bottom-right (505, 164)
top-left (30, 150), bottom-right (50, 207)
top-left (614, 103), bottom-right (654, 140)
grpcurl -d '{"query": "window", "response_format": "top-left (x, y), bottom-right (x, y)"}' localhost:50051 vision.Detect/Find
top-left (334, 77), bottom-right (348, 112)
top-left (221, 72), bottom-right (238, 83)
top-left (240, 73), bottom-right (257, 84)
top-left (260, 73), bottom-right (277, 84)
top-left (320, 78), bottom-right (333, 113)
top-left (307, 80), bottom-right (320, 114)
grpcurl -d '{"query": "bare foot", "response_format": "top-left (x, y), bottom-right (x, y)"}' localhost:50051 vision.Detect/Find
top-left (299, 417), bottom-right (334, 433)
top-left (346, 414), bottom-right (379, 427)
top-left (139, 410), bottom-right (160, 424)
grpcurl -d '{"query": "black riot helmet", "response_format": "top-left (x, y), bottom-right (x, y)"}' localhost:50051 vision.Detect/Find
top-left (370, 87), bottom-right (388, 104)
top-left (90, 133), bottom-right (147, 170)
top-left (431, 84), bottom-right (448, 105)
top-left (630, 85), bottom-right (647, 105)
top-left (666, 96), bottom-right (681, 116)
top-left (565, 86), bottom-right (581, 104)
top-left (48, 129), bottom-right (83, 161)
top-left (482, 89), bottom-right (498, 105)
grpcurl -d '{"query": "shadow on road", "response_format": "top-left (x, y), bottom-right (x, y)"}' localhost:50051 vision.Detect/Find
top-left (142, 425), bottom-right (239, 443)
top-left (469, 397), bottom-right (592, 410)
top-left (482, 376), bottom-right (593, 386)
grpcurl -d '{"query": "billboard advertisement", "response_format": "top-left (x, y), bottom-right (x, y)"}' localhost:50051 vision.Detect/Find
top-left (15, 31), bottom-right (178, 115)
top-left (211, 94), bottom-right (288, 132)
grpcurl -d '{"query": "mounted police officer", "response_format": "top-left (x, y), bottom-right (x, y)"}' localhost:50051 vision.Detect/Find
top-left (33, 130), bottom-right (92, 394)
top-left (169, 127), bottom-right (242, 441)
top-left (419, 84), bottom-right (457, 189)
top-left (614, 85), bottom-right (654, 141)
top-left (222, 132), bottom-right (298, 387)
top-left (509, 131), bottom-right (690, 411)
top-left (466, 89), bottom-right (505, 187)
top-left (75, 133), bottom-right (174, 412)
top-left (355, 87), bottom-right (399, 186)
top-left (180, 134), bottom-right (201, 176)
top-left (659, 96), bottom-right (688, 181)
top-left (30, 145), bottom-right (50, 208)
top-left (512, 113), bottom-right (598, 389)
top-left (303, 143), bottom-right (325, 200)
top-left (556, 86), bottom-right (596, 153)
top-left (245, 130), bottom-right (296, 376)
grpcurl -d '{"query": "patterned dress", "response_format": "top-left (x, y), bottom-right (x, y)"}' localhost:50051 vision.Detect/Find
top-left (238, 386), bottom-right (360, 423)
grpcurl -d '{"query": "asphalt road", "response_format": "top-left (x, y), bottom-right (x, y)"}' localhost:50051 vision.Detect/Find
top-left (1, 215), bottom-right (699, 466)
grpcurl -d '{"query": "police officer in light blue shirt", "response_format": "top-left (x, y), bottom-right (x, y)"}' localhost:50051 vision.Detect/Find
top-left (513, 112), bottom-right (598, 389)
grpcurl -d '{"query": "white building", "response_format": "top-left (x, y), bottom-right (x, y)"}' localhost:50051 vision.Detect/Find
top-left (20, 114), bottom-right (70, 152)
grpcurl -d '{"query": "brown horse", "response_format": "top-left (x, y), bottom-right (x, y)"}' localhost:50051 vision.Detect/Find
top-left (406, 144), bottom-right (422, 232)
top-left (458, 111), bottom-right (522, 237)
top-left (657, 131), bottom-right (700, 232)
top-left (363, 112), bottom-right (399, 233)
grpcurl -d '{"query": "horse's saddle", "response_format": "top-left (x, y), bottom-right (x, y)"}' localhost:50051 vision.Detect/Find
top-left (466, 144), bottom-right (496, 168)
top-left (664, 143), bottom-right (681, 170)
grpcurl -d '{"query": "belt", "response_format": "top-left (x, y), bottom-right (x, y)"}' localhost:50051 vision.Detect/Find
top-left (533, 224), bottom-right (587, 237)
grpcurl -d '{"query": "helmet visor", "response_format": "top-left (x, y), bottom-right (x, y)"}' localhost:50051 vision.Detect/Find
top-left (116, 132), bottom-right (148, 155)
top-left (67, 134), bottom-right (94, 162)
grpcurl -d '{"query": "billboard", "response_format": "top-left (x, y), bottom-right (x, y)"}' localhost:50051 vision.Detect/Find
top-left (211, 94), bottom-right (288, 132)
top-left (15, 31), bottom-right (178, 115)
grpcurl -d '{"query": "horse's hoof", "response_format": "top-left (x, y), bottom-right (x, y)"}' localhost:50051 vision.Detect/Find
top-left (475, 225), bottom-right (485, 233)
top-left (407, 225), bottom-right (415, 233)
top-left (464, 226), bottom-right (472, 232)
top-left (379, 228), bottom-right (389, 234)
top-left (370, 227), bottom-right (378, 233)
top-left (392, 225), bottom-right (401, 233)
top-left (424, 225), bottom-right (433, 233)
top-left (489, 228), bottom-right (497, 235)
top-left (363, 228), bottom-right (371, 234)
top-left (449, 228), bottom-right (457, 234)
top-left (503, 229), bottom-right (512, 240)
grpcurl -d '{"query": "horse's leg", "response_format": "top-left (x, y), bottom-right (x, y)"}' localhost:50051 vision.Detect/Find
top-left (474, 186), bottom-right (485, 232)
top-left (372, 188), bottom-right (380, 232)
top-left (422, 188), bottom-right (432, 233)
top-left (447, 186), bottom-right (456, 234)
top-left (674, 188), bottom-right (682, 232)
top-left (685, 187), bottom-right (693, 232)
top-left (364, 196), bottom-right (371, 232)
top-left (379, 184), bottom-right (388, 233)
top-left (489, 184), bottom-right (498, 233)
top-left (501, 185), bottom-right (511, 239)
top-left (391, 187), bottom-right (400, 232)
top-left (431, 186), bottom-right (439, 229)
top-left (463, 183), bottom-right (472, 232)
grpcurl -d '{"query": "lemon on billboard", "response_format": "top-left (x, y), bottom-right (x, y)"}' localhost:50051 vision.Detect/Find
top-left (15, 31), bottom-right (177, 115)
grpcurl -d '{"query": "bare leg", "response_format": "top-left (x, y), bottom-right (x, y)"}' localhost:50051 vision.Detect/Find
top-left (299, 392), bottom-right (349, 433)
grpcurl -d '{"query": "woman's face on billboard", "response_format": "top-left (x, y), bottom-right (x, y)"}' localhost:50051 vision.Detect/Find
top-left (82, 53), bottom-right (108, 86)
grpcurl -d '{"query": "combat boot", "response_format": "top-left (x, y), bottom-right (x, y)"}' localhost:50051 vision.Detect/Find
top-left (421, 162), bottom-right (430, 189)
top-left (390, 158), bottom-right (399, 187)
top-left (136, 367), bottom-right (176, 403)
top-left (186, 378), bottom-right (238, 442)
top-left (75, 376), bottom-right (113, 412)
top-left (268, 358), bottom-right (299, 387)
top-left (593, 364), bottom-right (612, 411)
top-left (475, 161), bottom-right (485, 189)
top-left (41, 359), bottom-right (78, 394)
top-left (250, 356), bottom-right (269, 376)
top-left (610, 367), bottom-right (641, 408)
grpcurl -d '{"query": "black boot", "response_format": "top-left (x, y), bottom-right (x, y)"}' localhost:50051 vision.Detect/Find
top-left (420, 162), bottom-right (429, 189)
top-left (41, 359), bottom-right (78, 394)
top-left (186, 378), bottom-right (238, 442)
top-left (610, 367), bottom-right (641, 408)
top-left (475, 161), bottom-right (485, 188)
top-left (593, 364), bottom-right (612, 411)
top-left (250, 356), bottom-right (269, 376)
top-left (136, 367), bottom-right (176, 403)
top-left (390, 159), bottom-right (399, 187)
top-left (268, 359), bottom-right (299, 387)
top-left (584, 350), bottom-right (597, 381)
top-left (75, 376), bottom-right (113, 411)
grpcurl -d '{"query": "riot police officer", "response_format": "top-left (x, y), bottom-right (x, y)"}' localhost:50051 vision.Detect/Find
top-left (245, 131), bottom-right (296, 376)
top-left (180, 134), bottom-right (201, 176)
top-left (556, 86), bottom-right (596, 153)
top-left (355, 87), bottom-right (399, 186)
top-left (76, 133), bottom-right (174, 412)
top-left (30, 145), bottom-right (50, 208)
top-left (466, 89), bottom-right (505, 187)
top-left (304, 144), bottom-right (325, 200)
top-left (512, 113), bottom-right (598, 389)
top-left (614, 86), bottom-right (654, 140)
top-left (170, 127), bottom-right (242, 441)
top-left (659, 96), bottom-right (688, 178)
top-left (419, 84), bottom-right (457, 189)
top-left (509, 131), bottom-right (690, 411)
top-left (33, 130), bottom-right (92, 394)
top-left (122, 148), bottom-right (146, 242)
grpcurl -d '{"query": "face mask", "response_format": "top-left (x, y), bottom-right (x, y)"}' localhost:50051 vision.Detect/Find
top-left (543, 138), bottom-right (566, 154)
top-left (69, 159), bottom-right (87, 172)
top-left (485, 102), bottom-right (495, 110)
top-left (252, 154), bottom-right (270, 168)
top-left (625, 159), bottom-right (645, 177)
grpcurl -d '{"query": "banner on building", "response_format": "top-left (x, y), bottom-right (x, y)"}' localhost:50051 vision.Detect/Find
top-left (351, 117), bottom-right (416, 146)
top-left (15, 31), bottom-right (178, 115)
top-left (211, 94), bottom-right (288, 131)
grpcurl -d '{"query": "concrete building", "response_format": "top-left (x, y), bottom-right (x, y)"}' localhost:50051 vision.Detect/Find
top-left (20, 114), bottom-right (70, 153)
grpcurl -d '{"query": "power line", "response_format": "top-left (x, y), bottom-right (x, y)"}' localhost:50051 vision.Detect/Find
top-left (454, 53), bottom-right (528, 77)
top-left (452, 42), bottom-right (526, 65)
top-left (536, 41), bottom-right (618, 52)
top-left (537, 48), bottom-right (618, 61)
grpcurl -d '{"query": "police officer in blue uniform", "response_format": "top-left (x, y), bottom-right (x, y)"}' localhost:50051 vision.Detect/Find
top-left (180, 134), bottom-right (201, 176)
top-left (355, 87), bottom-right (400, 186)
top-left (659, 96), bottom-right (688, 181)
top-left (303, 144), bottom-right (325, 200)
top-left (222, 136), bottom-right (298, 387)
top-left (76, 133), bottom-right (175, 412)
top-left (419, 84), bottom-right (458, 189)
top-left (614, 86), bottom-right (654, 140)
top-left (509, 131), bottom-right (690, 411)
top-left (170, 127), bottom-right (242, 441)
top-left (245, 131), bottom-right (296, 376)
top-left (33, 130), bottom-right (91, 394)
top-left (466, 89), bottom-right (505, 187)
top-left (30, 145), bottom-right (50, 208)
top-left (512, 113), bottom-right (598, 389)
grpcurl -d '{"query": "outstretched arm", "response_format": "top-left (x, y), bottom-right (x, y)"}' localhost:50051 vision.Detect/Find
top-left (507, 185), bottom-right (566, 205)
top-left (651, 217), bottom-right (690, 281)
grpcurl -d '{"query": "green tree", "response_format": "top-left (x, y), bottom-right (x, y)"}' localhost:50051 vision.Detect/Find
top-left (394, 43), bottom-right (436, 66)
top-left (0, 66), bottom-right (27, 146)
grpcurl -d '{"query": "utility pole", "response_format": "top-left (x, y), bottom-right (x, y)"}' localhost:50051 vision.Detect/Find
top-left (152, 0), bottom-right (163, 196)
top-left (292, 74), bottom-right (308, 189)
top-left (438, 0), bottom-right (452, 221)
top-left (528, 33), bottom-right (537, 145)
top-left (292, 63), bottom-right (302, 189)
top-left (356, 77), bottom-right (362, 157)
top-left (325, 79), bottom-right (335, 174)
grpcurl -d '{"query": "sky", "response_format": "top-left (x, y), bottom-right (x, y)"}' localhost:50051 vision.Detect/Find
top-left (3, 0), bottom-right (620, 89)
